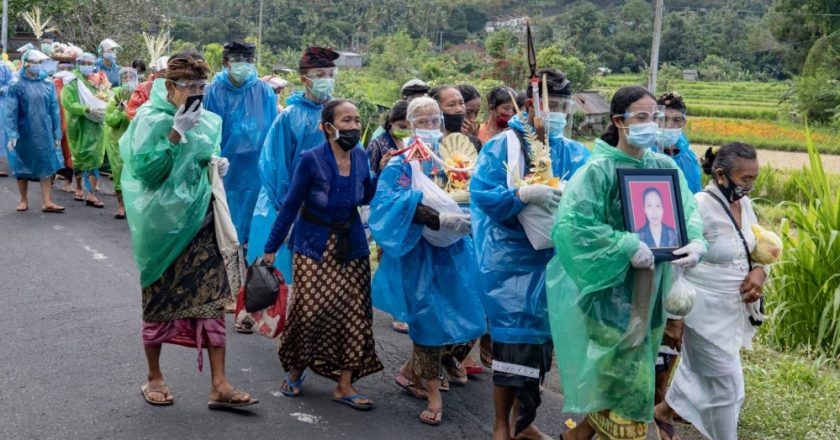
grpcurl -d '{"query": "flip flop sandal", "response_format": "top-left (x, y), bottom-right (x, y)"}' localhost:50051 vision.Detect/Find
top-left (0, 171), bottom-right (8, 177)
top-left (465, 365), bottom-right (484, 376)
top-left (443, 364), bottom-right (468, 386)
top-left (16, 205), bottom-right (28, 212)
top-left (394, 373), bottom-right (428, 400)
top-left (280, 372), bottom-right (306, 397)
top-left (74, 194), bottom-right (84, 201)
top-left (141, 383), bottom-right (174, 406)
top-left (392, 321), bottom-right (409, 334)
top-left (207, 389), bottom-right (258, 410)
top-left (86, 200), bottom-right (105, 208)
top-left (439, 377), bottom-right (450, 392)
top-left (419, 407), bottom-right (443, 426)
top-left (480, 346), bottom-right (493, 369)
top-left (654, 417), bottom-right (680, 440)
top-left (42, 206), bottom-right (65, 213)
top-left (332, 394), bottom-right (374, 411)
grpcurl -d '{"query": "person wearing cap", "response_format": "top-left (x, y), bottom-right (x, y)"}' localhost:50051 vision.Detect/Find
top-left (261, 75), bottom-right (288, 113)
top-left (204, 41), bottom-right (277, 248)
top-left (120, 51), bottom-right (255, 409)
top-left (103, 67), bottom-right (138, 219)
top-left (368, 79), bottom-right (430, 144)
top-left (470, 68), bottom-right (590, 440)
top-left (127, 56), bottom-right (169, 120)
top-left (246, 46), bottom-right (340, 282)
top-left (96, 38), bottom-right (121, 87)
top-left (402, 79), bottom-right (429, 101)
top-left (62, 52), bottom-right (108, 208)
top-left (3, 50), bottom-right (65, 212)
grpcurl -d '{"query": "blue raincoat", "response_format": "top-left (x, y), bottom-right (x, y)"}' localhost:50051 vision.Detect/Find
top-left (204, 70), bottom-right (277, 241)
top-left (651, 133), bottom-right (701, 194)
top-left (0, 62), bottom-right (13, 159)
top-left (370, 154), bottom-right (486, 347)
top-left (469, 114), bottom-right (590, 344)
top-left (3, 71), bottom-right (63, 179)
top-left (95, 57), bottom-right (121, 87)
top-left (246, 91), bottom-right (327, 280)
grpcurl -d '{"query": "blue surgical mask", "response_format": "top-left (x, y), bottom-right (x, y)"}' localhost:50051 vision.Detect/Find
top-left (415, 128), bottom-right (443, 144)
top-left (79, 65), bottom-right (94, 76)
top-left (626, 122), bottom-right (658, 149)
top-left (104, 53), bottom-right (117, 62)
top-left (28, 64), bottom-right (42, 76)
top-left (547, 112), bottom-right (568, 137)
top-left (229, 62), bottom-right (255, 83)
top-left (657, 128), bottom-right (682, 148)
top-left (309, 78), bottom-right (334, 101)
top-left (42, 60), bottom-right (58, 75)
top-left (124, 80), bottom-right (138, 93)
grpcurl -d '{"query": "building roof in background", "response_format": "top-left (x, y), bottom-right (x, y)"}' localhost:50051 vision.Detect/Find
top-left (572, 92), bottom-right (610, 115)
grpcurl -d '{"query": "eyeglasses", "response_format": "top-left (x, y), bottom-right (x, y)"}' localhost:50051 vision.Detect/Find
top-left (170, 80), bottom-right (207, 93)
top-left (304, 68), bottom-right (338, 80)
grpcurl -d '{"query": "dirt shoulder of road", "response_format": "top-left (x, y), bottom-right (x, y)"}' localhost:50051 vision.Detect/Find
top-left (692, 145), bottom-right (840, 173)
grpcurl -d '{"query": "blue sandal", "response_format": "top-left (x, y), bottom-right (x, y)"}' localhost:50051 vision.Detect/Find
top-left (280, 372), bottom-right (306, 397)
top-left (332, 394), bottom-right (374, 411)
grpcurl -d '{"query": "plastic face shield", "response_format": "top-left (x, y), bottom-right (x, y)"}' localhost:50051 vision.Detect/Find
top-left (547, 96), bottom-right (575, 114)
top-left (623, 105), bottom-right (666, 128)
top-left (227, 54), bottom-right (256, 64)
top-left (304, 68), bottom-right (337, 80)
top-left (170, 80), bottom-right (207, 94)
top-left (409, 113), bottom-right (443, 130)
top-left (662, 109), bottom-right (687, 129)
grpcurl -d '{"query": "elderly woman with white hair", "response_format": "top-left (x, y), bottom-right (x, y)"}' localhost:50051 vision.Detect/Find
top-left (370, 96), bottom-right (486, 426)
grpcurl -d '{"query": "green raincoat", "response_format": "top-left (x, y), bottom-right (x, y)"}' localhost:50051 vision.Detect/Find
top-left (119, 79), bottom-right (222, 288)
top-left (104, 86), bottom-right (131, 191)
top-left (61, 70), bottom-right (106, 171)
top-left (546, 139), bottom-right (704, 422)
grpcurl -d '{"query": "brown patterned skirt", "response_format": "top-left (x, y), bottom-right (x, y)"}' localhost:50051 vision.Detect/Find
top-left (279, 235), bottom-right (383, 382)
top-left (141, 211), bottom-right (232, 322)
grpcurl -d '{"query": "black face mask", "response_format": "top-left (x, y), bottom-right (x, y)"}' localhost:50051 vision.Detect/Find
top-left (443, 113), bottom-right (465, 133)
top-left (717, 172), bottom-right (751, 202)
top-left (334, 128), bottom-right (361, 152)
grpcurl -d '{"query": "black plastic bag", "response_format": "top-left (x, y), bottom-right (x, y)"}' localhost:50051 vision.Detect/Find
top-left (244, 258), bottom-right (281, 312)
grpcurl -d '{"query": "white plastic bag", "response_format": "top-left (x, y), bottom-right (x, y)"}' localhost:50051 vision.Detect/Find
top-left (665, 265), bottom-right (697, 317)
top-left (410, 160), bottom-right (468, 247)
top-left (504, 130), bottom-right (555, 250)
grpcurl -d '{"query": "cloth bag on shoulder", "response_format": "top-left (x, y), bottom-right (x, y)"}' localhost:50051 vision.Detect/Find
top-left (505, 130), bottom-right (554, 250)
top-left (409, 160), bottom-right (468, 247)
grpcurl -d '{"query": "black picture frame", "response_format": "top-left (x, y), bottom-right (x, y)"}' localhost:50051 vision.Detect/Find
top-left (617, 168), bottom-right (688, 262)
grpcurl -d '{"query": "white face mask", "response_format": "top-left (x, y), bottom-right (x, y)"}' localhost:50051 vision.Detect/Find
top-left (625, 122), bottom-right (658, 149)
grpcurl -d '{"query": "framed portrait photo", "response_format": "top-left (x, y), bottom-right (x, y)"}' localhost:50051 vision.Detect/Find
top-left (617, 168), bottom-right (688, 262)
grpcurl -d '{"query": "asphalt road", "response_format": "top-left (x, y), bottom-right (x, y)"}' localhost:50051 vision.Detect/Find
top-left (0, 173), bottom-right (696, 440)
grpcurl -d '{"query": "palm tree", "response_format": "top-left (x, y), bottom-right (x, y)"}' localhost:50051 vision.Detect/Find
top-left (21, 7), bottom-right (58, 44)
